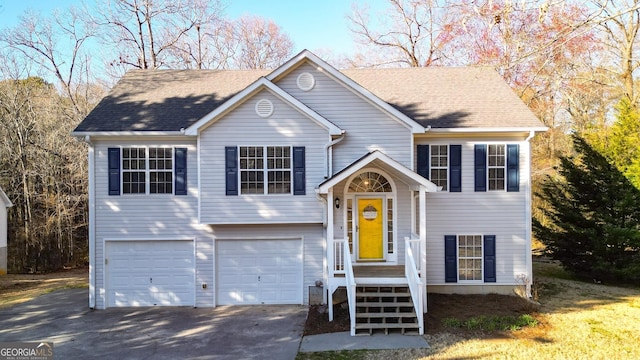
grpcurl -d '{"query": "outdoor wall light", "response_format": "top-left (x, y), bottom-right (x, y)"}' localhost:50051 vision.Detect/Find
top-left (335, 197), bottom-right (340, 209)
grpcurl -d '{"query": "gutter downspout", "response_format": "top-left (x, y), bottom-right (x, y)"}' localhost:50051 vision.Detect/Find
top-left (524, 130), bottom-right (535, 298)
top-left (324, 132), bottom-right (346, 178)
top-left (83, 135), bottom-right (96, 309)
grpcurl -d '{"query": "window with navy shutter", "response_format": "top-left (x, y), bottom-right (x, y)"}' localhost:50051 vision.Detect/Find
top-left (445, 234), bottom-right (497, 283)
top-left (449, 145), bottom-right (462, 192)
top-left (229, 146), bottom-right (305, 196)
top-left (108, 148), bottom-right (120, 196)
top-left (174, 148), bottom-right (187, 195)
top-left (474, 144), bottom-right (487, 191)
top-left (416, 145), bottom-right (429, 179)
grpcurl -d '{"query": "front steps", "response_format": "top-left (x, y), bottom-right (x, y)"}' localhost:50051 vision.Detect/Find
top-left (354, 285), bottom-right (420, 335)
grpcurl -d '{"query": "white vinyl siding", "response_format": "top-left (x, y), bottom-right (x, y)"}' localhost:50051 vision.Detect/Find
top-left (199, 89), bottom-right (329, 224)
top-left (416, 137), bottom-right (530, 285)
top-left (275, 63), bottom-right (414, 173)
top-left (92, 140), bottom-right (214, 309)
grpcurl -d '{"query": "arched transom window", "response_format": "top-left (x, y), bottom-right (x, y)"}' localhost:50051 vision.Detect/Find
top-left (348, 171), bottom-right (392, 192)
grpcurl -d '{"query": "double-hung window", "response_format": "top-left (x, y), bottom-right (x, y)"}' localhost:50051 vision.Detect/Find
top-left (430, 145), bottom-right (448, 191)
top-left (487, 144), bottom-right (505, 191)
top-left (457, 235), bottom-right (483, 281)
top-left (109, 146), bottom-right (187, 196)
top-left (239, 146), bottom-right (291, 195)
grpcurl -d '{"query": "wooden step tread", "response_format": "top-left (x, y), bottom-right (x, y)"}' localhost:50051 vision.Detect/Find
top-left (355, 323), bottom-right (420, 329)
top-left (357, 302), bottom-right (414, 307)
top-left (356, 292), bottom-right (411, 297)
top-left (356, 312), bottom-right (417, 318)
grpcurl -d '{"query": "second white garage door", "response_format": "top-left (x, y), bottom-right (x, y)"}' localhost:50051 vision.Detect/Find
top-left (216, 239), bottom-right (303, 305)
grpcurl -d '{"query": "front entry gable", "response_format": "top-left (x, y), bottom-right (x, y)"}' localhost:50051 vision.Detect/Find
top-left (317, 151), bottom-right (439, 194)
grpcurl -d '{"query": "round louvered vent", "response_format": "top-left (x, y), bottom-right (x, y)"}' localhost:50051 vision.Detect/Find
top-left (297, 72), bottom-right (315, 91)
top-left (255, 99), bottom-right (274, 118)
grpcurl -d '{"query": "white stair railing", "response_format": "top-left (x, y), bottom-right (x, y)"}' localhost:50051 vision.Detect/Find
top-left (343, 239), bottom-right (357, 336)
top-left (405, 237), bottom-right (424, 335)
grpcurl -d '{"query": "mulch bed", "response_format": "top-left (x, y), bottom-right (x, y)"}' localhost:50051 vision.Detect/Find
top-left (305, 293), bottom-right (538, 337)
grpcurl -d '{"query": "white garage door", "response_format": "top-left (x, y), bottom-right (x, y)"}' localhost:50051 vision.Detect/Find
top-left (217, 239), bottom-right (303, 305)
top-left (106, 240), bottom-right (195, 307)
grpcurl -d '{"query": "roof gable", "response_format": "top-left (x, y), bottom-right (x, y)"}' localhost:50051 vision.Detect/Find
top-left (184, 77), bottom-right (343, 136)
top-left (267, 50), bottom-right (425, 133)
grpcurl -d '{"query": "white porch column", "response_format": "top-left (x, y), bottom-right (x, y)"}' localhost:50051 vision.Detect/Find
top-left (419, 185), bottom-right (427, 313)
top-left (327, 189), bottom-right (335, 321)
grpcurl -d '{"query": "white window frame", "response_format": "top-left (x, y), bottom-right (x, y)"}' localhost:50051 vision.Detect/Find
top-left (457, 234), bottom-right (483, 282)
top-left (430, 144), bottom-right (448, 191)
top-left (238, 145), bottom-right (292, 195)
top-left (487, 144), bottom-right (506, 191)
top-left (121, 146), bottom-right (174, 195)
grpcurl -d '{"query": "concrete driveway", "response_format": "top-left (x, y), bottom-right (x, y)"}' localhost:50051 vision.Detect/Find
top-left (0, 289), bottom-right (307, 360)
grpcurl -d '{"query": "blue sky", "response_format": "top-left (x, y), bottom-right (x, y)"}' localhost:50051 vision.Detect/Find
top-left (0, 0), bottom-right (385, 56)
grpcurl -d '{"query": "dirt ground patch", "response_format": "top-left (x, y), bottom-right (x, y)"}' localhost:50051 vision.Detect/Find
top-left (305, 293), bottom-right (535, 338)
top-left (303, 261), bottom-right (640, 360)
top-left (0, 268), bottom-right (88, 309)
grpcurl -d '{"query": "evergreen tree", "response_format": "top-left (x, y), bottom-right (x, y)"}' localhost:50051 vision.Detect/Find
top-left (533, 135), bottom-right (640, 282)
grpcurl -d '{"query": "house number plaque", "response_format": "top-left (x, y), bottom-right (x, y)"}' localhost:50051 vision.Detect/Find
top-left (362, 204), bottom-right (378, 221)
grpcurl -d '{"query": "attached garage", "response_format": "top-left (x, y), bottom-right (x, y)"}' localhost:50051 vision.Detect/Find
top-left (216, 239), bottom-right (303, 305)
top-left (105, 240), bottom-right (195, 307)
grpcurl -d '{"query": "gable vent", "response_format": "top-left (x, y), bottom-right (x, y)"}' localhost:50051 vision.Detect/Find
top-left (297, 72), bottom-right (315, 91)
top-left (255, 99), bottom-right (274, 118)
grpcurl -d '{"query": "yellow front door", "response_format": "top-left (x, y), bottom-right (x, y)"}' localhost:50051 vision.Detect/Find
top-left (357, 198), bottom-right (384, 260)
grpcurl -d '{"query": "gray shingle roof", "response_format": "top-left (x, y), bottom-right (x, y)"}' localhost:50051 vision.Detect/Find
top-left (74, 66), bottom-right (543, 133)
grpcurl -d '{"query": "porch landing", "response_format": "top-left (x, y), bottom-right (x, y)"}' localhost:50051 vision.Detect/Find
top-left (353, 265), bottom-right (404, 278)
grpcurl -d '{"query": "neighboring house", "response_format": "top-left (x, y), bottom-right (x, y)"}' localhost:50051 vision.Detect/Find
top-left (0, 186), bottom-right (12, 275)
top-left (72, 50), bottom-right (546, 335)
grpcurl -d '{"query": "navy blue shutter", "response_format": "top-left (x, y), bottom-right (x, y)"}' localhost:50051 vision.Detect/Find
top-left (108, 148), bottom-right (120, 196)
top-left (416, 145), bottom-right (429, 179)
top-left (225, 147), bottom-right (238, 196)
top-left (444, 235), bottom-right (458, 283)
top-left (174, 148), bottom-right (187, 195)
top-left (506, 144), bottom-right (520, 192)
top-left (474, 144), bottom-right (487, 192)
top-left (293, 146), bottom-right (305, 195)
top-left (484, 235), bottom-right (496, 282)
top-left (449, 145), bottom-right (461, 192)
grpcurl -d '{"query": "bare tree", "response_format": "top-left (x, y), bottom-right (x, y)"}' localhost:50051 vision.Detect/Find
top-left (348, 0), bottom-right (460, 67)
top-left (0, 8), bottom-right (95, 115)
top-left (92, 0), bottom-right (220, 70)
top-left (592, 0), bottom-right (640, 105)
top-left (228, 15), bottom-right (294, 70)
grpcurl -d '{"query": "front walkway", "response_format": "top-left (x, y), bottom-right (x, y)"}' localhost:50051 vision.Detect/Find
top-left (299, 331), bottom-right (430, 352)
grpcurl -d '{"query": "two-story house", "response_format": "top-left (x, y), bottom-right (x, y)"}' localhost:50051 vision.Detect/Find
top-left (72, 50), bottom-right (546, 335)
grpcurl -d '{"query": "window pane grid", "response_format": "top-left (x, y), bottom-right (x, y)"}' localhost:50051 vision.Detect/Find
top-left (488, 144), bottom-right (505, 191)
top-left (149, 147), bottom-right (173, 194)
top-left (122, 147), bottom-right (146, 194)
top-left (240, 146), bottom-right (291, 195)
top-left (430, 145), bottom-right (448, 191)
top-left (458, 235), bottom-right (482, 281)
